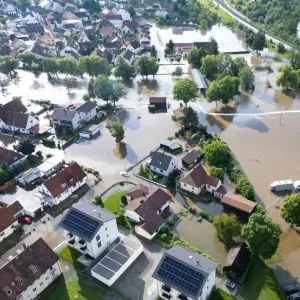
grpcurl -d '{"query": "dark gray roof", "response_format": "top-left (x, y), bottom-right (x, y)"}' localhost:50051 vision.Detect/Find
top-left (75, 101), bottom-right (97, 113)
top-left (152, 245), bottom-right (218, 300)
top-left (25, 23), bottom-right (44, 34)
top-left (182, 150), bottom-right (203, 165)
top-left (160, 140), bottom-right (182, 150)
top-left (123, 49), bottom-right (134, 61)
top-left (150, 151), bottom-right (173, 171)
top-left (70, 49), bottom-right (79, 60)
top-left (51, 108), bottom-right (77, 121)
top-left (130, 39), bottom-right (140, 49)
top-left (59, 202), bottom-right (116, 242)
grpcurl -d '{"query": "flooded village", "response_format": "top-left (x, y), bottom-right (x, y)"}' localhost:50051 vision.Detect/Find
top-left (0, 0), bottom-right (300, 299)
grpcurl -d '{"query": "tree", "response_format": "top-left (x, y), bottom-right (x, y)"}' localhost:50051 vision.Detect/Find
top-left (276, 65), bottom-right (298, 90)
top-left (251, 31), bottom-right (266, 53)
top-left (62, 77), bottom-right (77, 93)
top-left (236, 176), bottom-right (255, 201)
top-left (18, 52), bottom-right (35, 68)
top-left (172, 66), bottom-right (183, 77)
top-left (0, 56), bottom-right (19, 76)
top-left (289, 50), bottom-right (300, 70)
top-left (242, 213), bottom-right (282, 259)
top-left (148, 57), bottom-right (159, 77)
top-left (201, 55), bottom-right (219, 79)
top-left (181, 107), bottom-right (199, 128)
top-left (207, 75), bottom-right (239, 105)
top-left (43, 58), bottom-right (59, 77)
top-left (128, 5), bottom-right (135, 17)
top-left (114, 56), bottom-right (135, 80)
top-left (0, 167), bottom-right (9, 186)
top-left (213, 214), bottom-right (241, 246)
top-left (58, 57), bottom-right (79, 76)
top-left (150, 45), bottom-right (157, 58)
top-left (277, 43), bottom-right (286, 54)
top-left (93, 196), bottom-right (104, 207)
top-left (239, 67), bottom-right (254, 92)
top-left (0, 76), bottom-right (9, 92)
top-left (166, 39), bottom-right (175, 53)
top-left (281, 194), bottom-right (300, 227)
top-left (78, 55), bottom-right (111, 77)
top-left (134, 56), bottom-right (159, 78)
top-left (17, 138), bottom-right (36, 155)
top-left (110, 122), bottom-right (125, 143)
top-left (207, 38), bottom-right (219, 55)
top-left (210, 166), bottom-right (224, 180)
top-left (166, 172), bottom-right (176, 189)
top-left (88, 78), bottom-right (96, 99)
top-left (204, 140), bottom-right (231, 166)
top-left (172, 78), bottom-right (199, 106)
top-left (187, 47), bottom-right (206, 68)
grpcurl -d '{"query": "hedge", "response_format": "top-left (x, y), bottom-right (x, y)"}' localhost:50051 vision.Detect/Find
top-left (42, 138), bottom-right (55, 148)
top-left (62, 134), bottom-right (79, 150)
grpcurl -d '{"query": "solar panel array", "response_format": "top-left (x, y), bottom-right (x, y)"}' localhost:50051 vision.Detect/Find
top-left (157, 256), bottom-right (204, 297)
top-left (62, 210), bottom-right (99, 240)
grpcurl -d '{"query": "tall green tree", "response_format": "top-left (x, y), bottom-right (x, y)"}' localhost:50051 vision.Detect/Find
top-left (236, 176), bottom-right (255, 201)
top-left (201, 55), bottom-right (219, 79)
top-left (43, 58), bottom-right (60, 77)
top-left (207, 37), bottom-right (219, 55)
top-left (204, 140), bottom-right (231, 166)
top-left (114, 56), bottom-right (135, 79)
top-left (150, 45), bottom-right (157, 58)
top-left (110, 122), bottom-right (125, 143)
top-left (167, 39), bottom-right (175, 53)
top-left (172, 66), bottom-right (183, 77)
top-left (58, 57), bottom-right (79, 76)
top-left (0, 76), bottom-right (9, 92)
top-left (242, 213), bottom-right (282, 259)
top-left (210, 166), bottom-right (224, 180)
top-left (135, 56), bottom-right (159, 78)
top-left (187, 47), bottom-right (206, 68)
top-left (128, 5), bottom-right (135, 17)
top-left (62, 77), bottom-right (77, 93)
top-left (172, 78), bottom-right (199, 106)
top-left (0, 56), bottom-right (19, 76)
top-left (181, 106), bottom-right (199, 129)
top-left (213, 213), bottom-right (242, 246)
top-left (276, 65), bottom-right (298, 90)
top-left (17, 138), bottom-right (35, 155)
top-left (281, 194), bottom-right (300, 227)
top-left (148, 57), bottom-right (159, 78)
top-left (18, 52), bottom-right (35, 68)
top-left (78, 56), bottom-right (111, 77)
top-left (88, 78), bottom-right (96, 99)
top-left (239, 67), bottom-right (255, 92)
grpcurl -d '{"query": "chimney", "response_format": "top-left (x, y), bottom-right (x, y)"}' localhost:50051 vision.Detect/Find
top-left (22, 243), bottom-right (26, 250)
top-left (98, 213), bottom-right (101, 218)
top-left (139, 199), bottom-right (144, 203)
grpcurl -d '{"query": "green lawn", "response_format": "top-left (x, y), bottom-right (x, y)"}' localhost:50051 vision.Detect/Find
top-left (58, 246), bottom-right (84, 270)
top-left (47, 280), bottom-right (105, 300)
top-left (210, 289), bottom-right (233, 300)
top-left (103, 191), bottom-right (127, 214)
top-left (237, 257), bottom-right (284, 300)
top-left (265, 250), bottom-right (283, 265)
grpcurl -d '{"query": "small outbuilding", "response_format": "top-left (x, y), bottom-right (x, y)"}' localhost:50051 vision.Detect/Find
top-left (181, 149), bottom-right (203, 169)
top-left (191, 68), bottom-right (208, 93)
top-left (79, 124), bottom-right (101, 139)
top-left (149, 97), bottom-right (167, 109)
top-left (160, 140), bottom-right (182, 154)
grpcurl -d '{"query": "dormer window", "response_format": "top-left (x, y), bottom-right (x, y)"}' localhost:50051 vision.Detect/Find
top-left (3, 286), bottom-right (12, 295)
top-left (61, 183), bottom-right (66, 188)
top-left (15, 276), bottom-right (23, 285)
top-left (28, 264), bottom-right (37, 274)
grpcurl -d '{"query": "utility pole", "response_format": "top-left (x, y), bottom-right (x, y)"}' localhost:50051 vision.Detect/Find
top-left (280, 105), bottom-right (284, 126)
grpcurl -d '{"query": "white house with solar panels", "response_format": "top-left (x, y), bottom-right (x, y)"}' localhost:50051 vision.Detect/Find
top-left (152, 245), bottom-right (219, 300)
top-left (59, 202), bottom-right (143, 287)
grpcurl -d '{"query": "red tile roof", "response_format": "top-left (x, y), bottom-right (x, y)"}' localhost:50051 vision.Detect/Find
top-left (0, 238), bottom-right (59, 300)
top-left (149, 97), bottom-right (167, 104)
top-left (0, 147), bottom-right (25, 167)
top-left (0, 201), bottom-right (23, 232)
top-left (104, 13), bottom-right (122, 20)
top-left (180, 164), bottom-right (220, 188)
top-left (221, 193), bottom-right (257, 214)
top-left (100, 27), bottom-right (113, 36)
top-left (126, 183), bottom-right (150, 200)
top-left (43, 162), bottom-right (86, 197)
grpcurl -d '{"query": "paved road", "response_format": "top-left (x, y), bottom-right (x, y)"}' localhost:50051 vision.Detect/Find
top-left (213, 0), bottom-right (293, 50)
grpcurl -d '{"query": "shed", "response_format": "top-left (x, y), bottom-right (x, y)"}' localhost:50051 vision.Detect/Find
top-left (79, 124), bottom-right (101, 139)
top-left (191, 68), bottom-right (208, 92)
top-left (160, 140), bottom-right (182, 154)
top-left (149, 97), bottom-right (167, 109)
top-left (181, 150), bottom-right (203, 169)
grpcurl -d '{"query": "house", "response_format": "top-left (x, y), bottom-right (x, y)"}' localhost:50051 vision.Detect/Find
top-left (104, 36), bottom-right (122, 55)
top-left (2, 3), bottom-right (16, 15)
top-left (160, 140), bottom-right (182, 154)
top-left (0, 147), bottom-right (26, 168)
top-left (39, 162), bottom-right (87, 206)
top-left (149, 97), bottom-right (167, 109)
top-left (152, 244), bottom-right (219, 300)
top-left (0, 100), bottom-right (39, 134)
top-left (122, 49), bottom-right (134, 64)
top-left (116, 8), bottom-right (131, 21)
top-left (181, 150), bottom-right (203, 169)
top-left (149, 151), bottom-right (178, 177)
top-left (51, 108), bottom-right (81, 130)
top-left (59, 201), bottom-right (119, 258)
top-left (16, 168), bottom-right (43, 186)
top-left (180, 164), bottom-right (221, 195)
top-left (140, 35), bottom-right (151, 49)
top-left (11, 38), bottom-right (28, 53)
top-left (75, 101), bottom-right (97, 122)
top-left (0, 201), bottom-right (24, 243)
top-left (60, 44), bottom-right (80, 60)
top-left (125, 185), bottom-right (171, 239)
top-left (221, 193), bottom-right (257, 219)
top-left (128, 39), bottom-right (142, 54)
top-left (0, 238), bottom-right (61, 300)
top-left (223, 242), bottom-right (252, 279)
top-left (191, 68), bottom-right (208, 93)
top-left (37, 153), bottom-right (65, 178)
top-left (100, 27), bottom-right (114, 37)
top-left (104, 13), bottom-right (123, 28)
top-left (24, 23), bottom-right (45, 35)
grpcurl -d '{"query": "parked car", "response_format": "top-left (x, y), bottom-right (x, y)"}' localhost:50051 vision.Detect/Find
top-left (290, 292), bottom-right (300, 300)
top-left (119, 171), bottom-right (130, 177)
top-left (269, 180), bottom-right (293, 192)
top-left (293, 181), bottom-right (300, 190)
top-left (285, 284), bottom-right (300, 295)
top-left (19, 216), bottom-right (32, 225)
top-left (225, 279), bottom-right (236, 289)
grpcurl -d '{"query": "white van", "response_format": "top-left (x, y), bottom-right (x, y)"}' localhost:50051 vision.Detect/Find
top-left (269, 180), bottom-right (294, 192)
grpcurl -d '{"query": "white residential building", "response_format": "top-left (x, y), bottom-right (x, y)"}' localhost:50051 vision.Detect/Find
top-left (60, 202), bottom-right (119, 258)
top-left (149, 151), bottom-right (178, 177)
top-left (0, 201), bottom-right (24, 243)
top-left (75, 101), bottom-right (98, 122)
top-left (116, 8), bottom-right (131, 21)
top-left (152, 245), bottom-right (219, 300)
top-left (0, 238), bottom-right (61, 300)
top-left (180, 164), bottom-right (221, 195)
top-left (39, 162), bottom-right (87, 206)
top-left (51, 108), bottom-right (81, 130)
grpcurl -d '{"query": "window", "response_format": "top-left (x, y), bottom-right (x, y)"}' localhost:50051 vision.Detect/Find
top-left (0, 232), bottom-right (5, 236)
top-left (160, 169), bottom-right (163, 173)
top-left (46, 276), bottom-right (49, 281)
top-left (28, 265), bottom-right (37, 274)
top-left (11, 224), bottom-right (15, 229)
top-left (33, 288), bottom-right (36, 292)
top-left (40, 282), bottom-right (43, 287)
top-left (50, 267), bottom-right (53, 271)
top-left (97, 241), bottom-right (101, 248)
top-left (3, 286), bottom-right (11, 295)
top-left (96, 235), bottom-right (100, 241)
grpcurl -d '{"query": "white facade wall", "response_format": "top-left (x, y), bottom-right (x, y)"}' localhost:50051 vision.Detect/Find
top-left (109, 19), bottom-right (123, 27)
top-left (77, 107), bottom-right (97, 122)
top-left (206, 181), bottom-right (221, 193)
top-left (0, 114), bottom-right (39, 134)
top-left (118, 9), bottom-right (131, 21)
top-left (0, 220), bottom-right (19, 242)
top-left (180, 182), bottom-right (202, 195)
top-left (150, 157), bottom-right (178, 177)
top-left (125, 210), bottom-right (140, 222)
top-left (18, 262), bottom-right (61, 300)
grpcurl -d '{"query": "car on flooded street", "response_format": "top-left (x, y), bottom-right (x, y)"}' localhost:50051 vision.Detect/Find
top-left (119, 172), bottom-right (130, 177)
top-left (225, 279), bottom-right (236, 289)
top-left (285, 284), bottom-right (300, 295)
top-left (19, 216), bottom-right (32, 225)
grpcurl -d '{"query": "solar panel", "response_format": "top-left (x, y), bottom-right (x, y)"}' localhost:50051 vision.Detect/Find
top-left (157, 256), bottom-right (204, 296)
top-left (62, 209), bottom-right (100, 240)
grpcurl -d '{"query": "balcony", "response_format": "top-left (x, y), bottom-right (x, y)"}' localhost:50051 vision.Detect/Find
top-left (68, 239), bottom-right (75, 245)
top-left (78, 239), bottom-right (86, 246)
top-left (161, 285), bottom-right (171, 293)
top-left (66, 233), bottom-right (74, 239)
top-left (161, 292), bottom-right (172, 300)
top-left (80, 246), bottom-right (88, 253)
top-left (177, 294), bottom-right (188, 300)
